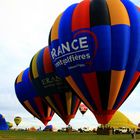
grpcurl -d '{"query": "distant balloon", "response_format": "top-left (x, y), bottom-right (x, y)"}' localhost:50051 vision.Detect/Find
top-left (0, 115), bottom-right (8, 130)
top-left (79, 103), bottom-right (88, 115)
top-left (14, 116), bottom-right (22, 126)
top-left (30, 47), bottom-right (80, 125)
top-left (49, 0), bottom-right (140, 124)
top-left (15, 68), bottom-right (54, 125)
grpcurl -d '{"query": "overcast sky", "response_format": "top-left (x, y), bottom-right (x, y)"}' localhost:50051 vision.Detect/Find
top-left (0, 0), bottom-right (140, 130)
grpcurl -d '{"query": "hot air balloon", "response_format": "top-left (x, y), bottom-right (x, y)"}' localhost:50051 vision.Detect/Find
top-left (7, 122), bottom-right (13, 129)
top-left (0, 115), bottom-right (8, 130)
top-left (15, 68), bottom-right (54, 125)
top-left (14, 116), bottom-right (22, 126)
top-left (49, 0), bottom-right (140, 124)
top-left (79, 103), bottom-right (88, 115)
top-left (30, 47), bottom-right (80, 125)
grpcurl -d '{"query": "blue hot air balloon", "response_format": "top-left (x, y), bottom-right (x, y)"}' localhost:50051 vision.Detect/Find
top-left (49, 0), bottom-right (140, 124)
top-left (0, 115), bottom-right (8, 130)
top-left (15, 68), bottom-right (54, 125)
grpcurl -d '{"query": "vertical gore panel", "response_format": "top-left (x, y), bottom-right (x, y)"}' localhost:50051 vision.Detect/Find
top-left (32, 52), bottom-right (40, 79)
top-left (73, 98), bottom-right (80, 114)
top-left (106, 0), bottom-right (130, 25)
top-left (47, 107), bottom-right (52, 117)
top-left (52, 94), bottom-right (65, 116)
top-left (66, 76), bottom-right (94, 112)
top-left (115, 72), bottom-right (140, 109)
top-left (16, 71), bottom-right (24, 83)
top-left (90, 0), bottom-right (110, 26)
top-left (24, 101), bottom-right (40, 119)
top-left (72, 0), bottom-right (90, 31)
top-left (37, 48), bottom-right (45, 78)
top-left (45, 97), bottom-right (61, 117)
top-left (108, 70), bottom-right (125, 110)
top-left (114, 0), bottom-right (140, 108)
top-left (51, 14), bottom-right (62, 41)
top-left (82, 72), bottom-right (102, 111)
top-left (97, 71), bottom-right (111, 110)
top-left (34, 97), bottom-right (45, 118)
top-left (43, 47), bottom-right (54, 73)
top-left (59, 4), bottom-right (77, 42)
top-left (66, 92), bottom-right (72, 115)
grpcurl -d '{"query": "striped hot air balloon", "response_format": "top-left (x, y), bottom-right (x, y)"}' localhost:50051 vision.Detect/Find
top-left (15, 68), bottom-right (54, 125)
top-left (30, 47), bottom-right (80, 125)
top-left (49, 0), bottom-right (140, 124)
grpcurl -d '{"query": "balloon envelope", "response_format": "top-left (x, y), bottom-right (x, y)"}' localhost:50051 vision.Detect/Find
top-left (15, 68), bottom-right (54, 125)
top-left (0, 115), bottom-right (8, 130)
top-left (7, 122), bottom-right (13, 129)
top-left (14, 116), bottom-right (22, 126)
top-left (30, 47), bottom-right (80, 125)
top-left (49, 0), bottom-right (140, 124)
top-left (79, 103), bottom-right (88, 115)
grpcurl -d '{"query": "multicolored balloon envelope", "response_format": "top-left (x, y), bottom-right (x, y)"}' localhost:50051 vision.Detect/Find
top-left (14, 116), bottom-right (22, 126)
top-left (15, 68), bottom-right (54, 125)
top-left (49, 0), bottom-right (140, 124)
top-left (79, 103), bottom-right (88, 115)
top-left (30, 47), bottom-right (80, 125)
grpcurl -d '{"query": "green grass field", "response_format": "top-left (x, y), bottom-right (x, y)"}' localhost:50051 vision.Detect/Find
top-left (0, 131), bottom-right (139, 140)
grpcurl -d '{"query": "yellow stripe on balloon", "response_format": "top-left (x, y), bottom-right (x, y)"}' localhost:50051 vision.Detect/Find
top-left (66, 91), bottom-right (72, 115)
top-left (66, 76), bottom-right (94, 112)
top-left (32, 51), bottom-right (40, 79)
top-left (47, 107), bottom-right (52, 117)
top-left (16, 71), bottom-right (24, 83)
top-left (24, 100), bottom-right (40, 119)
top-left (108, 70), bottom-right (125, 110)
top-left (51, 14), bottom-right (62, 41)
top-left (106, 0), bottom-right (130, 25)
top-left (45, 97), bottom-right (62, 118)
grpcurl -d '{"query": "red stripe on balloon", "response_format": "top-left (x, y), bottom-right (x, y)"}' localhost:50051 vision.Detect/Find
top-left (72, 0), bottom-right (90, 31)
top-left (73, 98), bottom-right (80, 115)
top-left (43, 47), bottom-right (54, 73)
top-left (137, 6), bottom-right (140, 11)
top-left (34, 97), bottom-right (45, 118)
top-left (82, 72), bottom-right (102, 111)
top-left (52, 94), bottom-right (66, 117)
top-left (94, 110), bottom-right (116, 124)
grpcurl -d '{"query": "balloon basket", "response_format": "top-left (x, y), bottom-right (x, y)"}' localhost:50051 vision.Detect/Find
top-left (66, 127), bottom-right (72, 133)
top-left (97, 127), bottom-right (113, 135)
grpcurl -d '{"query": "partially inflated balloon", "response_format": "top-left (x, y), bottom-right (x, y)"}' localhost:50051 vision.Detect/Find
top-left (79, 103), bottom-right (88, 115)
top-left (30, 47), bottom-right (80, 125)
top-left (14, 116), bottom-right (22, 126)
top-left (15, 68), bottom-right (54, 125)
top-left (49, 0), bottom-right (140, 124)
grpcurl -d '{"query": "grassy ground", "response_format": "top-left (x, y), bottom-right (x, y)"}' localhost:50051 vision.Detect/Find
top-left (0, 131), bottom-right (139, 140)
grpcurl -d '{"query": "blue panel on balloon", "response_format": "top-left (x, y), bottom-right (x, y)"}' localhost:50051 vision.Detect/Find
top-left (59, 4), bottom-right (78, 43)
top-left (114, 0), bottom-right (140, 109)
top-left (111, 25), bottom-right (130, 70)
